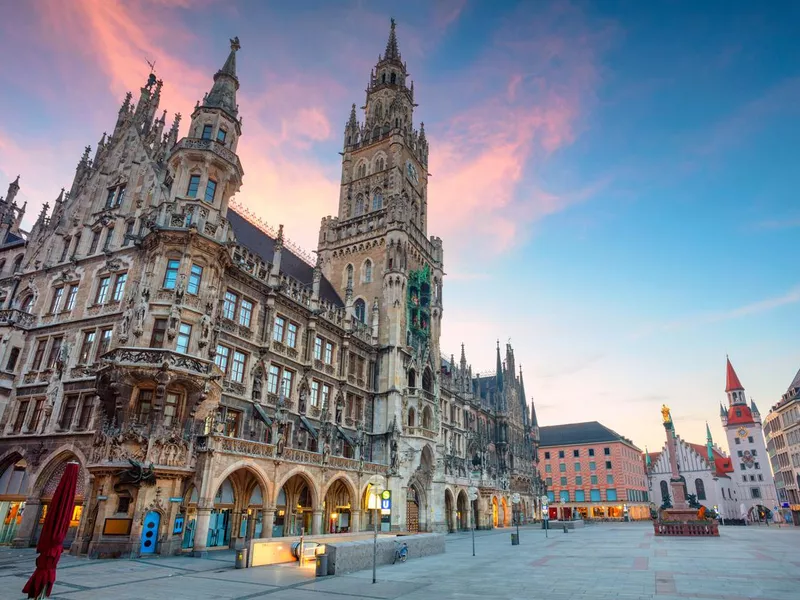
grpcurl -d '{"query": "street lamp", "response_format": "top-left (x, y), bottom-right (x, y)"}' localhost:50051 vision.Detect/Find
top-left (366, 487), bottom-right (382, 584)
top-left (511, 492), bottom-right (521, 542)
top-left (470, 453), bottom-right (481, 557)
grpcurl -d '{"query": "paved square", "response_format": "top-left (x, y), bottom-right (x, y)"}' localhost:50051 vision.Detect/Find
top-left (2, 522), bottom-right (799, 599)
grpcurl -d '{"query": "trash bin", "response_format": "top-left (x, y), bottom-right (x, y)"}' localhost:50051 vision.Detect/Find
top-left (235, 547), bottom-right (248, 569)
top-left (510, 533), bottom-right (519, 545)
top-left (562, 524), bottom-right (568, 533)
top-left (315, 553), bottom-right (328, 577)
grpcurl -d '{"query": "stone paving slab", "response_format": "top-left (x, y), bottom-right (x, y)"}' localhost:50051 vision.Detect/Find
top-left (3, 522), bottom-right (800, 599)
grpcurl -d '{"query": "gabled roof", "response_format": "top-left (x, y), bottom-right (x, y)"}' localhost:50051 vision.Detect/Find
top-left (687, 443), bottom-right (734, 478)
top-left (227, 210), bottom-right (344, 307)
top-left (539, 421), bottom-right (638, 449)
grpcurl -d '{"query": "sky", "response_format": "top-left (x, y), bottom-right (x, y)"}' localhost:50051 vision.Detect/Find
top-left (0, 0), bottom-right (798, 455)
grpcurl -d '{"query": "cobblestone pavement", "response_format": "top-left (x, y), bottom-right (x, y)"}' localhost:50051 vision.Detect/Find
top-left (2, 522), bottom-right (799, 599)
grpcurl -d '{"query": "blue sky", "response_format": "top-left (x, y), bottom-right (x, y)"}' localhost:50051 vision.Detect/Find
top-left (0, 0), bottom-right (797, 453)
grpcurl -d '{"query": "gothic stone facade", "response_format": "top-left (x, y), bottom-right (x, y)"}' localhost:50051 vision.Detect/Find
top-left (0, 23), bottom-right (541, 557)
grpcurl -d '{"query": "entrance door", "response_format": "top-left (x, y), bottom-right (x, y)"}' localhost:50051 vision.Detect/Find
top-left (140, 511), bottom-right (160, 554)
top-left (406, 488), bottom-right (419, 533)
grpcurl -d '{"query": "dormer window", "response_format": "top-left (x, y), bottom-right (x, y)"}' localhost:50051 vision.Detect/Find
top-left (217, 128), bottom-right (227, 144)
top-left (104, 184), bottom-right (126, 209)
top-left (201, 124), bottom-right (213, 140)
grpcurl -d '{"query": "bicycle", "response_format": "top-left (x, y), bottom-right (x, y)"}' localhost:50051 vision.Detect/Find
top-left (393, 540), bottom-right (408, 564)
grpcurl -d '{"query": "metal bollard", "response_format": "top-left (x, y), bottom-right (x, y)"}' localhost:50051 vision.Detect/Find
top-left (562, 523), bottom-right (568, 533)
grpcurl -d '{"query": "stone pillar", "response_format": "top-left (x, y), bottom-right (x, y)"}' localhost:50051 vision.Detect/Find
top-left (351, 509), bottom-right (361, 533)
top-left (12, 498), bottom-right (40, 548)
top-left (311, 509), bottom-right (323, 535)
top-left (450, 509), bottom-right (458, 533)
top-left (246, 511), bottom-right (256, 541)
top-left (262, 506), bottom-right (275, 538)
top-left (192, 505), bottom-right (212, 557)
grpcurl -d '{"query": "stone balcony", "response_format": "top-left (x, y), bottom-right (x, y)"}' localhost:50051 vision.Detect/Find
top-left (0, 308), bottom-right (36, 329)
top-left (197, 433), bottom-right (388, 475)
top-left (100, 347), bottom-right (215, 376)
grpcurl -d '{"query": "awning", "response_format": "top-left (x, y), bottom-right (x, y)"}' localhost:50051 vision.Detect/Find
top-left (299, 415), bottom-right (318, 440)
top-left (253, 403), bottom-right (272, 426)
top-left (337, 425), bottom-right (355, 446)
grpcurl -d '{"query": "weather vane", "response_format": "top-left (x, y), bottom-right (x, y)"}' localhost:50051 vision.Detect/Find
top-left (145, 57), bottom-right (157, 74)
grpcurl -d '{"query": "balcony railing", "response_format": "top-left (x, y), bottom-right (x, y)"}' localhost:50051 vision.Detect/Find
top-left (100, 347), bottom-right (215, 376)
top-left (199, 433), bottom-right (388, 475)
top-left (0, 309), bottom-right (35, 329)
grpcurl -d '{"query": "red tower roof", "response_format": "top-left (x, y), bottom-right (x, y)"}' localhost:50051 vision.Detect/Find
top-left (726, 404), bottom-right (755, 426)
top-left (725, 357), bottom-right (744, 392)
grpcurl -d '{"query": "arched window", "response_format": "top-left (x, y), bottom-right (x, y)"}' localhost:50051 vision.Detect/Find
top-left (660, 480), bottom-right (669, 502)
top-left (375, 157), bottom-right (385, 172)
top-left (695, 478), bottom-right (706, 501)
top-left (381, 72), bottom-right (386, 84)
top-left (372, 192), bottom-right (383, 211)
top-left (357, 163), bottom-right (367, 179)
top-left (407, 407), bottom-right (415, 428)
top-left (375, 102), bottom-right (383, 120)
top-left (407, 369), bottom-right (416, 388)
top-left (363, 259), bottom-right (372, 283)
top-left (422, 406), bottom-right (432, 430)
top-left (354, 298), bottom-right (366, 323)
top-left (346, 264), bottom-right (354, 288)
top-left (0, 259), bottom-right (6, 274)
top-left (20, 294), bottom-right (34, 313)
top-left (12, 255), bottom-right (23, 274)
top-left (422, 368), bottom-right (433, 393)
top-left (354, 196), bottom-right (365, 217)
top-left (390, 72), bottom-right (396, 84)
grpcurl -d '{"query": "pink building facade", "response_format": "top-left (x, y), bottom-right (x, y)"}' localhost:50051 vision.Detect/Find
top-left (539, 422), bottom-right (650, 520)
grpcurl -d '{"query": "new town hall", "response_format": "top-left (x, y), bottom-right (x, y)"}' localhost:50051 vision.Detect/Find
top-left (0, 22), bottom-right (543, 556)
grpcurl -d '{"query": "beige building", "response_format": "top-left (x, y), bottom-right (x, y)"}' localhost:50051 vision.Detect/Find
top-left (0, 22), bottom-right (541, 557)
top-left (764, 367), bottom-right (800, 525)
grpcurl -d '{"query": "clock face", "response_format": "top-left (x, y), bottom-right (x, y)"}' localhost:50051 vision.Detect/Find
top-left (738, 427), bottom-right (748, 439)
top-left (406, 160), bottom-right (419, 184)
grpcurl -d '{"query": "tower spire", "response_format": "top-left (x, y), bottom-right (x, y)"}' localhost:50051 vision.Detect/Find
top-left (384, 17), bottom-right (400, 60)
top-left (203, 36), bottom-right (241, 118)
top-left (705, 422), bottom-right (715, 464)
top-left (725, 355), bottom-right (744, 392)
top-left (495, 339), bottom-right (504, 392)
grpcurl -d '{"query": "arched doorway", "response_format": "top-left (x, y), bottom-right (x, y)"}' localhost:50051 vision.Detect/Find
top-left (457, 491), bottom-right (469, 531)
top-left (0, 454), bottom-right (27, 544)
top-left (208, 478), bottom-right (234, 548)
top-left (324, 479), bottom-right (353, 534)
top-left (492, 497), bottom-right (499, 528)
top-left (500, 497), bottom-right (509, 527)
top-left (182, 486), bottom-right (199, 550)
top-left (406, 486), bottom-right (420, 533)
top-left (34, 455), bottom-right (86, 548)
top-left (276, 474), bottom-right (315, 537)
top-left (444, 489), bottom-right (454, 532)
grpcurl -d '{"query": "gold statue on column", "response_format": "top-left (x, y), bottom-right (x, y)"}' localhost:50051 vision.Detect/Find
top-left (661, 404), bottom-right (672, 424)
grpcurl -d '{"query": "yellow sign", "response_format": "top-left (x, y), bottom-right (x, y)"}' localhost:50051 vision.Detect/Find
top-left (381, 490), bottom-right (391, 500)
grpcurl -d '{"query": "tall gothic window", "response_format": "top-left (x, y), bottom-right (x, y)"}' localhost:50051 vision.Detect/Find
top-left (354, 195), bottom-right (365, 217)
top-left (372, 192), bottom-right (383, 211)
top-left (354, 298), bottom-right (366, 323)
top-left (346, 264), bottom-right (354, 288)
top-left (363, 259), bottom-right (372, 283)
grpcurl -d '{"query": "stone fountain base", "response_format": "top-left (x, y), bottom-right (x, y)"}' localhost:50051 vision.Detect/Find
top-left (654, 508), bottom-right (719, 536)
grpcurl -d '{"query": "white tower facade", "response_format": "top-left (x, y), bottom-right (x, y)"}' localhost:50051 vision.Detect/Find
top-left (720, 357), bottom-right (779, 519)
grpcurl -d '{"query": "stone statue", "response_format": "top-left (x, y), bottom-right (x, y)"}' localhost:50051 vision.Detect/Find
top-left (134, 294), bottom-right (148, 335)
top-left (119, 305), bottom-right (131, 340)
top-left (251, 365), bottom-right (263, 400)
top-left (661, 404), bottom-right (672, 424)
top-left (198, 313), bottom-right (212, 347)
top-left (298, 383), bottom-right (307, 413)
top-left (390, 438), bottom-right (399, 472)
top-left (276, 423), bottom-right (286, 456)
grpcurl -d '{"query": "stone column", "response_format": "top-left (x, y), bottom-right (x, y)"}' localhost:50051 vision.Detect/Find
top-left (311, 509), bottom-right (323, 535)
top-left (11, 498), bottom-right (40, 548)
top-left (450, 509), bottom-right (458, 533)
top-left (350, 509), bottom-right (361, 533)
top-left (192, 505), bottom-right (212, 557)
top-left (246, 511), bottom-right (256, 541)
top-left (262, 506), bottom-right (275, 539)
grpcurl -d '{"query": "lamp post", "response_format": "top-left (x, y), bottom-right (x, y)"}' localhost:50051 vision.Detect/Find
top-left (470, 453), bottom-right (481, 557)
top-left (511, 493), bottom-right (521, 541)
top-left (367, 487), bottom-right (382, 584)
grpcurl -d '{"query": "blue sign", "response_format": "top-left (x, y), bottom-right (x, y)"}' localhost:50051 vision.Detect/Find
top-left (381, 498), bottom-right (392, 510)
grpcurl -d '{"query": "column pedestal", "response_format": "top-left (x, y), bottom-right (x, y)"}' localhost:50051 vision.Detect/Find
top-left (192, 506), bottom-right (212, 557)
top-left (11, 498), bottom-right (40, 548)
top-left (311, 509), bottom-right (323, 535)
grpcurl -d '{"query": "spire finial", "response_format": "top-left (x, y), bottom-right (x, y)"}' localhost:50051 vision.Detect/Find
top-left (230, 36), bottom-right (241, 52)
top-left (384, 17), bottom-right (400, 60)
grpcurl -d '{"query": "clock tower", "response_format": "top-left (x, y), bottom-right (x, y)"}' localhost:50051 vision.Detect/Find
top-left (317, 18), bottom-right (445, 531)
top-left (720, 357), bottom-right (778, 519)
